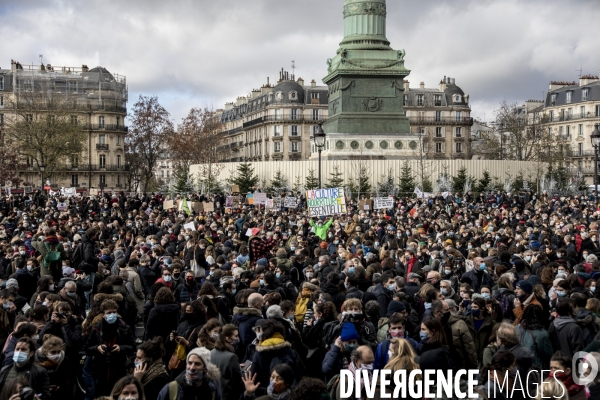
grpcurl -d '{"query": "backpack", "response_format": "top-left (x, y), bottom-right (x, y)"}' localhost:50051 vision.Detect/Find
top-left (494, 292), bottom-right (512, 318)
top-left (168, 381), bottom-right (178, 400)
top-left (43, 242), bottom-right (61, 267)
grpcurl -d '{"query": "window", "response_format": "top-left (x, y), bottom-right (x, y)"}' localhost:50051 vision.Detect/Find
top-left (99, 154), bottom-right (106, 167)
top-left (98, 134), bottom-right (106, 144)
top-left (455, 112), bottom-right (461, 122)
top-left (455, 142), bottom-right (463, 153)
top-left (291, 142), bottom-right (300, 152)
top-left (454, 95), bottom-right (462, 102)
top-left (566, 91), bottom-right (572, 104)
top-left (568, 108), bottom-right (573, 118)
top-left (403, 95), bottom-right (408, 107)
top-left (561, 109), bottom-right (565, 120)
top-left (291, 109), bottom-right (298, 120)
top-left (312, 109), bottom-right (319, 120)
top-left (435, 127), bottom-right (443, 137)
top-left (289, 91), bottom-right (298, 101)
top-left (98, 116), bottom-right (105, 127)
top-left (116, 117), bottom-right (120, 127)
top-left (71, 155), bottom-right (79, 167)
top-left (117, 175), bottom-right (121, 186)
top-left (416, 95), bottom-right (424, 106)
top-left (579, 124), bottom-right (584, 136)
top-left (581, 106), bottom-right (586, 117)
top-left (579, 143), bottom-right (583, 156)
top-left (435, 111), bottom-right (441, 122)
top-left (291, 126), bottom-right (298, 136)
top-left (550, 111), bottom-right (554, 121)
top-left (116, 134), bottom-right (120, 145)
top-left (0, 114), bottom-right (3, 126)
top-left (70, 115), bottom-right (78, 125)
top-left (455, 127), bottom-right (462, 137)
top-left (435, 143), bottom-right (443, 153)
top-left (274, 142), bottom-right (281, 153)
top-left (311, 93), bottom-right (319, 99)
top-left (583, 89), bottom-right (589, 101)
top-left (597, 105), bottom-right (600, 117)
top-left (274, 126), bottom-right (282, 136)
top-left (566, 126), bottom-right (570, 137)
top-left (551, 94), bottom-right (557, 103)
top-left (419, 127), bottom-right (426, 135)
top-left (0, 96), bottom-right (3, 106)
top-left (117, 155), bottom-right (121, 167)
top-left (99, 175), bottom-right (106, 185)
top-left (559, 126), bottom-right (563, 135)
top-left (434, 95), bottom-right (442, 106)
top-left (0, 77), bottom-right (3, 90)
top-left (26, 114), bottom-right (33, 123)
top-left (71, 175), bottom-right (78, 186)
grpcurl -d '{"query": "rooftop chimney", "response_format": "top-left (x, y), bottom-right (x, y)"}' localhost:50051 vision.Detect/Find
top-left (420, 82), bottom-right (425, 89)
top-left (297, 77), bottom-right (304, 86)
top-left (311, 79), bottom-right (316, 88)
top-left (580, 74), bottom-right (599, 86)
top-left (439, 77), bottom-right (447, 92)
top-left (82, 65), bottom-right (89, 73)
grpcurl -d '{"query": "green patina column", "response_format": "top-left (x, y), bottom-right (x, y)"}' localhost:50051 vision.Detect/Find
top-left (323, 0), bottom-right (410, 135)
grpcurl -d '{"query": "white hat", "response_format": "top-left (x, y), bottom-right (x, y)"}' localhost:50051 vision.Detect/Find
top-left (187, 347), bottom-right (221, 380)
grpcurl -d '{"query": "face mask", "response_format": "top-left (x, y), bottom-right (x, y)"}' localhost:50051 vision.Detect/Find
top-left (231, 338), bottom-right (240, 346)
top-left (419, 331), bottom-right (429, 341)
top-left (361, 363), bottom-right (374, 371)
top-left (290, 246), bottom-right (296, 251)
top-left (2, 302), bottom-right (12, 310)
top-left (592, 287), bottom-right (596, 293)
top-left (468, 245), bottom-right (472, 250)
top-left (525, 256), bottom-right (532, 261)
top-left (556, 290), bottom-right (566, 297)
top-left (105, 313), bottom-right (118, 324)
top-left (352, 241), bottom-right (357, 245)
top-left (444, 269), bottom-right (452, 275)
top-left (19, 251), bottom-right (26, 256)
top-left (387, 284), bottom-right (395, 291)
top-left (259, 279), bottom-right (264, 286)
top-left (67, 292), bottom-right (76, 298)
top-left (471, 308), bottom-right (481, 317)
top-left (276, 272), bottom-right (281, 279)
top-left (42, 301), bottom-right (47, 306)
top-left (186, 368), bottom-right (203, 383)
top-left (479, 263), bottom-right (486, 271)
top-left (27, 265), bottom-right (33, 272)
top-left (390, 329), bottom-right (404, 338)
top-left (185, 236), bottom-right (190, 241)
top-left (344, 343), bottom-right (358, 353)
top-left (556, 253), bottom-right (562, 258)
top-left (397, 234), bottom-right (402, 238)
top-left (348, 267), bottom-right (355, 274)
top-left (210, 332), bottom-right (219, 340)
top-left (482, 293), bottom-right (491, 300)
top-left (305, 272), bottom-right (313, 279)
top-left (583, 254), bottom-right (589, 260)
top-left (13, 351), bottom-right (29, 365)
top-left (558, 270), bottom-right (566, 275)
top-left (441, 288), bottom-right (448, 296)
top-left (47, 352), bottom-right (63, 363)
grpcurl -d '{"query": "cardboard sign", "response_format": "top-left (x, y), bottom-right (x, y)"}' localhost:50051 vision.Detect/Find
top-left (265, 199), bottom-right (274, 209)
top-left (203, 202), bottom-right (214, 212)
top-left (247, 193), bottom-right (254, 205)
top-left (183, 222), bottom-right (196, 232)
top-left (358, 199), bottom-right (373, 211)
top-left (191, 202), bottom-right (203, 213)
top-left (284, 197), bottom-right (297, 208)
top-left (231, 184), bottom-right (240, 193)
top-left (56, 202), bottom-right (67, 211)
top-left (306, 188), bottom-right (346, 217)
top-left (225, 196), bottom-right (234, 207)
top-left (89, 188), bottom-right (99, 196)
top-left (253, 192), bottom-right (267, 205)
top-left (163, 200), bottom-right (175, 210)
top-left (61, 187), bottom-right (77, 197)
top-left (374, 197), bottom-right (394, 210)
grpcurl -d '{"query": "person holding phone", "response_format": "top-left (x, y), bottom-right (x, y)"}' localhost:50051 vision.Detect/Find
top-left (133, 337), bottom-right (169, 400)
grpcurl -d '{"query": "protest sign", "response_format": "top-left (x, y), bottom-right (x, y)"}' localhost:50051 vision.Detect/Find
top-left (374, 197), bottom-right (394, 209)
top-left (231, 184), bottom-right (240, 193)
top-left (284, 197), bottom-right (297, 208)
top-left (183, 222), bottom-right (196, 232)
top-left (358, 199), bottom-right (373, 211)
top-left (145, 207), bottom-right (153, 216)
top-left (61, 187), bottom-right (77, 197)
top-left (203, 202), bottom-right (214, 212)
top-left (247, 193), bottom-right (254, 205)
top-left (163, 200), bottom-right (175, 210)
top-left (306, 188), bottom-right (346, 217)
top-left (274, 197), bottom-right (282, 210)
top-left (225, 196), bottom-right (234, 207)
top-left (191, 202), bottom-right (203, 213)
top-left (89, 189), bottom-right (99, 196)
top-left (57, 202), bottom-right (67, 211)
top-left (254, 192), bottom-right (267, 205)
top-left (265, 199), bottom-right (274, 209)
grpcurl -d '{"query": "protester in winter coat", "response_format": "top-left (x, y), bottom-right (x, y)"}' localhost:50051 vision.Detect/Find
top-left (465, 297), bottom-right (493, 362)
top-left (549, 298), bottom-right (584, 359)
top-left (515, 305), bottom-right (553, 369)
top-left (0, 337), bottom-right (50, 400)
top-left (210, 324), bottom-right (243, 400)
top-left (146, 287), bottom-right (181, 343)
top-left (133, 337), bottom-right (170, 400)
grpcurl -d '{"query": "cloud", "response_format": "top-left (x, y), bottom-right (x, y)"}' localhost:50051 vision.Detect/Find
top-left (2, 0), bottom-right (599, 124)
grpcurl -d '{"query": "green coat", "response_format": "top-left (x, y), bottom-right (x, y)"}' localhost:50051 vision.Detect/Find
top-left (466, 315), bottom-right (493, 362)
top-left (515, 325), bottom-right (554, 369)
top-left (309, 218), bottom-right (333, 241)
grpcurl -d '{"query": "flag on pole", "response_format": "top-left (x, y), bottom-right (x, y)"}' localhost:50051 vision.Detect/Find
top-left (181, 199), bottom-right (191, 216)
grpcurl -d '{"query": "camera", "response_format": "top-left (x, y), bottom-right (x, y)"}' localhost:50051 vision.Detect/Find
top-left (55, 312), bottom-right (65, 320)
top-left (19, 386), bottom-right (35, 400)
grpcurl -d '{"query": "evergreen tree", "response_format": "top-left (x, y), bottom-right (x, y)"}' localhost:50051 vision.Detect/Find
top-left (398, 161), bottom-right (415, 195)
top-left (173, 166), bottom-right (194, 194)
top-left (357, 164), bottom-right (371, 197)
top-left (205, 175), bottom-right (223, 195)
top-left (377, 167), bottom-right (396, 196)
top-left (476, 170), bottom-right (492, 194)
top-left (422, 177), bottom-right (433, 193)
top-left (292, 175), bottom-right (303, 193)
top-left (228, 162), bottom-right (259, 194)
top-left (451, 167), bottom-right (472, 194)
top-left (326, 165), bottom-right (345, 188)
top-left (305, 169), bottom-right (319, 190)
top-left (268, 169), bottom-right (288, 195)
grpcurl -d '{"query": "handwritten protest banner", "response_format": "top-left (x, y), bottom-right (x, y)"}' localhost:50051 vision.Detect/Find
top-left (225, 197), bottom-right (234, 207)
top-left (306, 187), bottom-right (346, 217)
top-left (253, 193), bottom-right (267, 205)
top-left (374, 197), bottom-right (394, 210)
top-left (284, 197), bottom-right (297, 208)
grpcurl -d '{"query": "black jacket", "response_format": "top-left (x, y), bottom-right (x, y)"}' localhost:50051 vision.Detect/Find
top-left (146, 303), bottom-right (181, 343)
top-left (0, 358), bottom-right (50, 400)
top-left (81, 234), bottom-right (100, 273)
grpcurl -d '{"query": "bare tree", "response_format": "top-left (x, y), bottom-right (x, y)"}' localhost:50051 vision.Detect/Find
top-left (0, 130), bottom-right (23, 188)
top-left (126, 95), bottom-right (173, 191)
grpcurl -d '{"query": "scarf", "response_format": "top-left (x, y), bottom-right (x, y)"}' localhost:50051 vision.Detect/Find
top-left (552, 371), bottom-right (584, 396)
top-left (261, 332), bottom-right (285, 347)
top-left (45, 235), bottom-right (60, 245)
top-left (141, 359), bottom-right (169, 386)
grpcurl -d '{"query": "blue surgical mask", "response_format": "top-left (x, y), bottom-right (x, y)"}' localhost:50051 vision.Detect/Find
top-left (479, 263), bottom-right (486, 271)
top-left (525, 256), bottom-right (532, 261)
top-left (556, 290), bottom-right (566, 297)
top-left (419, 331), bottom-right (429, 341)
top-left (13, 351), bottom-right (28, 364)
top-left (67, 292), bottom-right (76, 298)
top-left (344, 343), bottom-right (358, 353)
top-left (444, 269), bottom-right (452, 275)
top-left (276, 272), bottom-right (281, 279)
top-left (231, 289), bottom-right (237, 295)
top-left (592, 287), bottom-right (596, 293)
top-left (259, 279), bottom-right (264, 286)
top-left (105, 313), bottom-right (118, 324)
top-left (348, 267), bottom-right (355, 274)
top-left (387, 284), bottom-right (395, 291)
top-left (163, 275), bottom-right (171, 282)
top-left (134, 360), bottom-right (143, 368)
top-left (441, 288), bottom-right (448, 296)
top-left (482, 293), bottom-right (491, 300)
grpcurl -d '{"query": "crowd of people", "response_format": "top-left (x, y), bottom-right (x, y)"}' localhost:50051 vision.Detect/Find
top-left (1, 189), bottom-right (600, 399)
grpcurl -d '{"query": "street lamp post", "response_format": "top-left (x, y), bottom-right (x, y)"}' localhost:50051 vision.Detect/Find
top-left (99, 181), bottom-right (107, 197)
top-left (313, 124), bottom-right (326, 188)
top-left (591, 124), bottom-right (600, 198)
top-left (39, 163), bottom-right (46, 192)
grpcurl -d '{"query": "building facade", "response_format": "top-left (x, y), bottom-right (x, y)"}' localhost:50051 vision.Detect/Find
top-left (218, 70), bottom-right (329, 162)
top-left (540, 76), bottom-right (600, 182)
top-left (0, 60), bottom-right (128, 191)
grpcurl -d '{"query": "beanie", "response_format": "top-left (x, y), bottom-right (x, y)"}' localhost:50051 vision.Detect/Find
top-left (188, 346), bottom-right (211, 365)
top-left (516, 280), bottom-right (533, 294)
top-left (340, 322), bottom-right (360, 342)
top-left (257, 258), bottom-right (268, 267)
top-left (386, 300), bottom-right (406, 317)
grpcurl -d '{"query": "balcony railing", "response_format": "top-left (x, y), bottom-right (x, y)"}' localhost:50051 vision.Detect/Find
top-left (96, 143), bottom-right (109, 150)
top-left (549, 113), bottom-right (600, 122)
top-left (243, 114), bottom-right (328, 128)
top-left (58, 164), bottom-right (130, 171)
top-left (409, 116), bottom-right (474, 126)
top-left (89, 124), bottom-right (129, 132)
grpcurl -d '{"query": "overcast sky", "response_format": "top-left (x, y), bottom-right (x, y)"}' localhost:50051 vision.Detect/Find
top-left (2, 0), bottom-right (599, 125)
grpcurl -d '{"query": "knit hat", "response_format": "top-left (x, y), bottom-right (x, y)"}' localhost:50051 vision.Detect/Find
top-left (187, 347), bottom-right (221, 380)
top-left (386, 300), bottom-right (406, 317)
top-left (340, 322), bottom-right (360, 342)
top-left (62, 267), bottom-right (75, 277)
top-left (516, 280), bottom-right (533, 294)
top-left (257, 258), bottom-right (268, 267)
top-left (320, 241), bottom-right (328, 249)
top-left (6, 278), bottom-right (18, 290)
